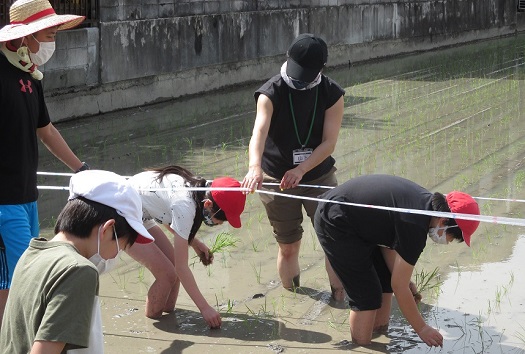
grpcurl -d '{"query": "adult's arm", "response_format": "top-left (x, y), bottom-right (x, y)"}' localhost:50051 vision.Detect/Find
top-left (382, 248), bottom-right (443, 347)
top-left (36, 123), bottom-right (83, 171)
top-left (30, 340), bottom-right (65, 354)
top-left (280, 95), bottom-right (344, 189)
top-left (241, 94), bottom-right (273, 193)
top-left (173, 233), bottom-right (221, 328)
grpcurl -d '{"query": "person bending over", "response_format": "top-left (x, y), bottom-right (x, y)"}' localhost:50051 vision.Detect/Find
top-left (314, 174), bottom-right (480, 347)
top-left (127, 165), bottom-right (246, 328)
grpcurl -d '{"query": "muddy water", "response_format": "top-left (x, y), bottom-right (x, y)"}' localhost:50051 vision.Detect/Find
top-left (37, 34), bottom-right (525, 353)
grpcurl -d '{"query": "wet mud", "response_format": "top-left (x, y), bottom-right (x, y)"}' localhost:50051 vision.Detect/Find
top-left (37, 34), bottom-right (525, 353)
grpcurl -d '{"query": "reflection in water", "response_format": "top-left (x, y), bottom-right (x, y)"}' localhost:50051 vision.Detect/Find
top-left (38, 34), bottom-right (525, 353)
top-left (389, 236), bottom-right (525, 353)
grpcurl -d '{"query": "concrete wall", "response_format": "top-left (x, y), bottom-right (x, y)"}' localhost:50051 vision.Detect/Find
top-left (41, 27), bottom-right (99, 91)
top-left (45, 0), bottom-right (525, 122)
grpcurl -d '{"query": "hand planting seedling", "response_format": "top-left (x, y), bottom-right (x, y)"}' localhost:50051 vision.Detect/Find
top-left (199, 232), bottom-right (240, 266)
top-left (409, 281), bottom-right (422, 304)
top-left (414, 267), bottom-right (443, 305)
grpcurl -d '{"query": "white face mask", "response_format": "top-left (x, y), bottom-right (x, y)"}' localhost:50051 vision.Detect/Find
top-left (428, 225), bottom-right (458, 244)
top-left (89, 225), bottom-right (121, 274)
top-left (29, 35), bottom-right (55, 66)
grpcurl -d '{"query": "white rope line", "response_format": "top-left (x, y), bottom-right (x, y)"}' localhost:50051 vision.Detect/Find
top-left (38, 172), bottom-right (75, 177)
top-left (35, 182), bottom-right (525, 227)
top-left (37, 174), bottom-right (525, 204)
top-left (255, 189), bottom-right (525, 227)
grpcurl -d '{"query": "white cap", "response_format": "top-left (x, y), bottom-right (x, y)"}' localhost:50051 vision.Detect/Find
top-left (68, 170), bottom-right (154, 244)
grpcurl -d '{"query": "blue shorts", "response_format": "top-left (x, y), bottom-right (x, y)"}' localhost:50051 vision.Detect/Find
top-left (0, 202), bottom-right (39, 289)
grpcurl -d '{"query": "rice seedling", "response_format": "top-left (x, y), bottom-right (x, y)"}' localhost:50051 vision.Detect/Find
top-left (251, 262), bottom-right (262, 284)
top-left (109, 269), bottom-right (127, 291)
top-left (245, 297), bottom-right (273, 318)
top-left (327, 309), bottom-right (349, 331)
top-left (215, 294), bottom-right (235, 314)
top-left (251, 239), bottom-right (260, 252)
top-left (193, 232), bottom-right (240, 266)
top-left (210, 232), bottom-right (240, 254)
top-left (475, 312), bottom-right (493, 351)
top-left (206, 264), bottom-right (214, 277)
top-left (225, 299), bottom-right (235, 313)
top-left (208, 232), bottom-right (240, 256)
top-left (414, 267), bottom-right (443, 300)
top-left (514, 324), bottom-right (525, 345)
top-left (514, 170), bottom-right (525, 189)
top-left (494, 287), bottom-right (502, 309)
top-left (137, 265), bottom-right (146, 283)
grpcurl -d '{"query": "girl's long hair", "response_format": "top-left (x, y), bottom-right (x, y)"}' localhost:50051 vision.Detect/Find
top-left (148, 165), bottom-right (208, 244)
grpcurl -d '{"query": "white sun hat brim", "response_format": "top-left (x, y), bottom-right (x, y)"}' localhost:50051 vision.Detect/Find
top-left (68, 170), bottom-right (155, 244)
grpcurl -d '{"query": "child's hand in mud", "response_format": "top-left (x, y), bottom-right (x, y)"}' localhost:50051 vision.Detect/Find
top-left (192, 239), bottom-right (213, 266)
top-left (201, 305), bottom-right (221, 329)
top-left (409, 281), bottom-right (422, 304)
top-left (417, 324), bottom-right (443, 347)
top-left (199, 251), bottom-right (214, 266)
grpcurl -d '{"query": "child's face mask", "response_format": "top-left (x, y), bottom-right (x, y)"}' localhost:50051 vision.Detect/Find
top-left (202, 208), bottom-right (221, 227)
top-left (89, 225), bottom-right (121, 274)
top-left (428, 225), bottom-right (458, 244)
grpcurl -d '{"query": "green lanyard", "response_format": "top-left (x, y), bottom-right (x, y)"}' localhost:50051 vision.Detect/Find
top-left (288, 86), bottom-right (318, 148)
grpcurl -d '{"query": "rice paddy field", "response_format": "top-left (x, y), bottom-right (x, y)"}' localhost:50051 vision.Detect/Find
top-left (37, 33), bottom-right (525, 353)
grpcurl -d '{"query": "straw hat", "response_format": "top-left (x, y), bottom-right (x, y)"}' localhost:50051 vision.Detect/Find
top-left (0, 0), bottom-right (85, 42)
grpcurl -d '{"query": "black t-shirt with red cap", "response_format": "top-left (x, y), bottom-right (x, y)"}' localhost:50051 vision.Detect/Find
top-left (314, 174), bottom-right (433, 266)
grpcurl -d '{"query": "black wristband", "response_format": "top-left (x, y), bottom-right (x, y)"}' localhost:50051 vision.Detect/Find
top-left (75, 162), bottom-right (90, 173)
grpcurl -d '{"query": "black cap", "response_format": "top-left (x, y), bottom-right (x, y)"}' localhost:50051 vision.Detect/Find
top-left (286, 33), bottom-right (328, 82)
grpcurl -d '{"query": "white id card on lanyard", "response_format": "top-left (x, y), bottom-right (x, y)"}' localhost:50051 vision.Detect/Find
top-left (289, 86), bottom-right (318, 166)
top-left (292, 148), bottom-right (313, 165)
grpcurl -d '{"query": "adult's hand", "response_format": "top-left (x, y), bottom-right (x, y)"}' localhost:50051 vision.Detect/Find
top-left (280, 166), bottom-right (305, 190)
top-left (241, 164), bottom-right (263, 194)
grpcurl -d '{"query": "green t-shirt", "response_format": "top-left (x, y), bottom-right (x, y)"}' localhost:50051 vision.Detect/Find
top-left (0, 238), bottom-right (99, 353)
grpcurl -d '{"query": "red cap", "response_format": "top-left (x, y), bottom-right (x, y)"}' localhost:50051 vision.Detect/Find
top-left (134, 235), bottom-right (152, 244)
top-left (446, 191), bottom-right (480, 247)
top-left (211, 177), bottom-right (246, 228)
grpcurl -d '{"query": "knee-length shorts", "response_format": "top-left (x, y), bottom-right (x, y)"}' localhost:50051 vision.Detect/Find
top-left (259, 168), bottom-right (337, 244)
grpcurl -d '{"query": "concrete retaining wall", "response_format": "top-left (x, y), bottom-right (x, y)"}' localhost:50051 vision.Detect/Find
top-left (44, 0), bottom-right (525, 121)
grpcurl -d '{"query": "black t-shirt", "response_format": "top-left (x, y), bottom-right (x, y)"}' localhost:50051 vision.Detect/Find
top-left (254, 74), bottom-right (345, 182)
top-left (317, 174), bottom-right (433, 265)
top-left (0, 53), bottom-right (51, 204)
